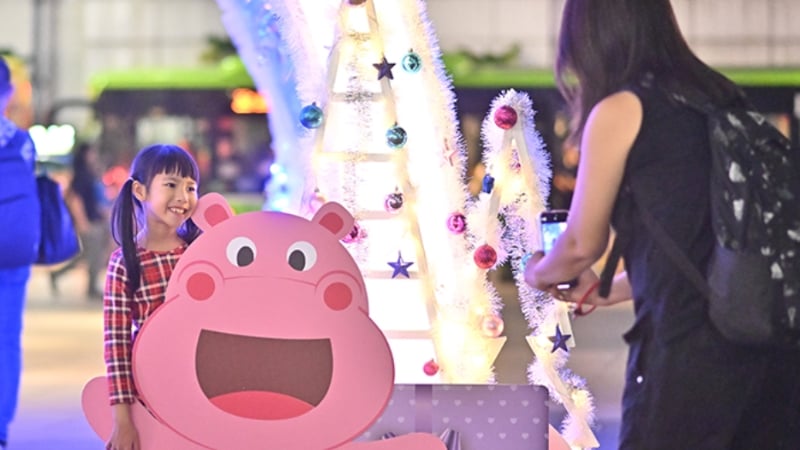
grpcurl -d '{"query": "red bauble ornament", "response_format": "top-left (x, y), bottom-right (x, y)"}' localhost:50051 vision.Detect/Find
top-left (446, 212), bottom-right (467, 234)
top-left (480, 314), bottom-right (505, 338)
top-left (493, 105), bottom-right (518, 130)
top-left (423, 359), bottom-right (440, 376)
top-left (473, 244), bottom-right (498, 269)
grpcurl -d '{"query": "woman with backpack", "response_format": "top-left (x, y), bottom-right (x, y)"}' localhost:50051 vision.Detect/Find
top-left (523, 0), bottom-right (800, 448)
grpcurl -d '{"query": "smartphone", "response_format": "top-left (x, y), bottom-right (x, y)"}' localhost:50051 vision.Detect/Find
top-left (540, 210), bottom-right (568, 254)
top-left (539, 210), bottom-right (575, 290)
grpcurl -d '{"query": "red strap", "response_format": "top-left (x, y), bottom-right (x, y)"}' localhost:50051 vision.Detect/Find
top-left (574, 280), bottom-right (600, 317)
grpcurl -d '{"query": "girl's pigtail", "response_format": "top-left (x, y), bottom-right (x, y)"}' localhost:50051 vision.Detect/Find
top-left (110, 178), bottom-right (141, 297)
top-left (179, 218), bottom-right (202, 244)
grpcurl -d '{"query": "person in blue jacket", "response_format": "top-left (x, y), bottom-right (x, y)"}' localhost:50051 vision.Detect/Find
top-left (0, 55), bottom-right (40, 450)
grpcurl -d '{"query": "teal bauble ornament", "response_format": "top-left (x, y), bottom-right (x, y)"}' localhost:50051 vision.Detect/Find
top-left (386, 125), bottom-right (408, 148)
top-left (401, 51), bottom-right (422, 73)
top-left (300, 103), bottom-right (324, 129)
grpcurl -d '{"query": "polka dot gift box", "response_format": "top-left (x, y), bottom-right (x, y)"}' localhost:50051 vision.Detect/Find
top-left (358, 384), bottom-right (548, 449)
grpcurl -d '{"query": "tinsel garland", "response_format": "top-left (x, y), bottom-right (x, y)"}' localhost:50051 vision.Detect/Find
top-left (468, 89), bottom-right (598, 448)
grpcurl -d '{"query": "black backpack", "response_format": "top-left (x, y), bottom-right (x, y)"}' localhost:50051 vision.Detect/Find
top-left (601, 89), bottom-right (800, 348)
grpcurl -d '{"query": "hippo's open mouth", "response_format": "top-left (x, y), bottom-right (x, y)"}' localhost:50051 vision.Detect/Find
top-left (195, 330), bottom-right (333, 421)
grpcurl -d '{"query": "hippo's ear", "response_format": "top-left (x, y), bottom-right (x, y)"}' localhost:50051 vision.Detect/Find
top-left (192, 193), bottom-right (235, 231)
top-left (312, 202), bottom-right (354, 240)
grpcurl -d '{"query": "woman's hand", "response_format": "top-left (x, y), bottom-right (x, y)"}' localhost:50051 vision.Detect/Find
top-left (523, 251), bottom-right (570, 299)
top-left (523, 251), bottom-right (549, 289)
top-left (562, 269), bottom-right (632, 308)
top-left (525, 251), bottom-right (629, 308)
top-left (561, 268), bottom-right (600, 304)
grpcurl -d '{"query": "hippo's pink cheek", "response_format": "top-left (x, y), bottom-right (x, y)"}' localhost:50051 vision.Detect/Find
top-left (187, 272), bottom-right (216, 301)
top-left (323, 282), bottom-right (352, 311)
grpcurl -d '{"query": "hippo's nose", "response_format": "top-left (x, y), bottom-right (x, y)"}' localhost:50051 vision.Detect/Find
top-left (315, 272), bottom-right (363, 311)
top-left (176, 261), bottom-right (225, 302)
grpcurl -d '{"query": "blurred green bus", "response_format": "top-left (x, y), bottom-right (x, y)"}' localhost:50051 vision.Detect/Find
top-left (51, 55), bottom-right (800, 211)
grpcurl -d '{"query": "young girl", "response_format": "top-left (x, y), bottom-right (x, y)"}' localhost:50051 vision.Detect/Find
top-left (103, 144), bottom-right (200, 450)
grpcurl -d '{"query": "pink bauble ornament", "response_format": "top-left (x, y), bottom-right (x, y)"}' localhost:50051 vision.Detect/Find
top-left (423, 359), bottom-right (440, 376)
top-left (446, 212), bottom-right (467, 234)
top-left (473, 244), bottom-right (498, 269)
top-left (480, 314), bottom-right (505, 338)
top-left (493, 105), bottom-right (518, 130)
top-left (341, 221), bottom-right (366, 244)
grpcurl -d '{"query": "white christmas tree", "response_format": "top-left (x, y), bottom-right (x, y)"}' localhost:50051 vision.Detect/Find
top-left (260, 0), bottom-right (508, 384)
top-left (470, 89), bottom-right (598, 448)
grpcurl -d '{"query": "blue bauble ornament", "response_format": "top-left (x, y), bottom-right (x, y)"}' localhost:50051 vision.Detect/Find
top-left (482, 174), bottom-right (495, 194)
top-left (401, 51), bottom-right (422, 73)
top-left (386, 125), bottom-right (408, 148)
top-left (300, 103), bottom-right (324, 129)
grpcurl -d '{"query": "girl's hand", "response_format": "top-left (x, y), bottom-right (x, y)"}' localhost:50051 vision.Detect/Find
top-left (107, 404), bottom-right (140, 450)
top-left (107, 421), bottom-right (140, 450)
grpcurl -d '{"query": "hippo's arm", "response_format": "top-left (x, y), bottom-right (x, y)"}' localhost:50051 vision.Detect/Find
top-left (81, 376), bottom-right (211, 449)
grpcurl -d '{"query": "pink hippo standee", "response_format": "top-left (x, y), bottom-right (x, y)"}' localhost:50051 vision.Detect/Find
top-left (82, 193), bottom-right (445, 450)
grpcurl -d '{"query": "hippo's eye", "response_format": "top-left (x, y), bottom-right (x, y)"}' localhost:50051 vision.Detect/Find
top-left (226, 237), bottom-right (257, 267)
top-left (287, 241), bottom-right (317, 271)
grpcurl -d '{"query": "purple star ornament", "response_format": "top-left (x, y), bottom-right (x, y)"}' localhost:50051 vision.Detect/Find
top-left (548, 325), bottom-right (572, 353)
top-left (373, 56), bottom-right (396, 80)
top-left (387, 252), bottom-right (414, 278)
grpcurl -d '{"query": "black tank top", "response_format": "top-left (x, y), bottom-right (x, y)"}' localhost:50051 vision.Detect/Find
top-left (611, 78), bottom-right (715, 343)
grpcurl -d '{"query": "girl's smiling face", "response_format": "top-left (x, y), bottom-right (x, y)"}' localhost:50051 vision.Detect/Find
top-left (135, 171), bottom-right (199, 232)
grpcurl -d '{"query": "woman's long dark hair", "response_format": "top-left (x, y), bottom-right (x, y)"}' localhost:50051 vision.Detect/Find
top-left (110, 144), bottom-right (201, 296)
top-left (555, 0), bottom-right (744, 144)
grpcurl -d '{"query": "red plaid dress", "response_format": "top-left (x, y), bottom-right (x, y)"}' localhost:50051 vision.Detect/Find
top-left (103, 244), bottom-right (187, 405)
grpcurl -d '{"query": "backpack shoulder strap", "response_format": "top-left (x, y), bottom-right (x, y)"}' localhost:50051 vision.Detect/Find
top-left (598, 234), bottom-right (625, 298)
top-left (598, 179), bottom-right (715, 300)
top-left (625, 183), bottom-right (713, 300)
top-left (662, 86), bottom-right (716, 116)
